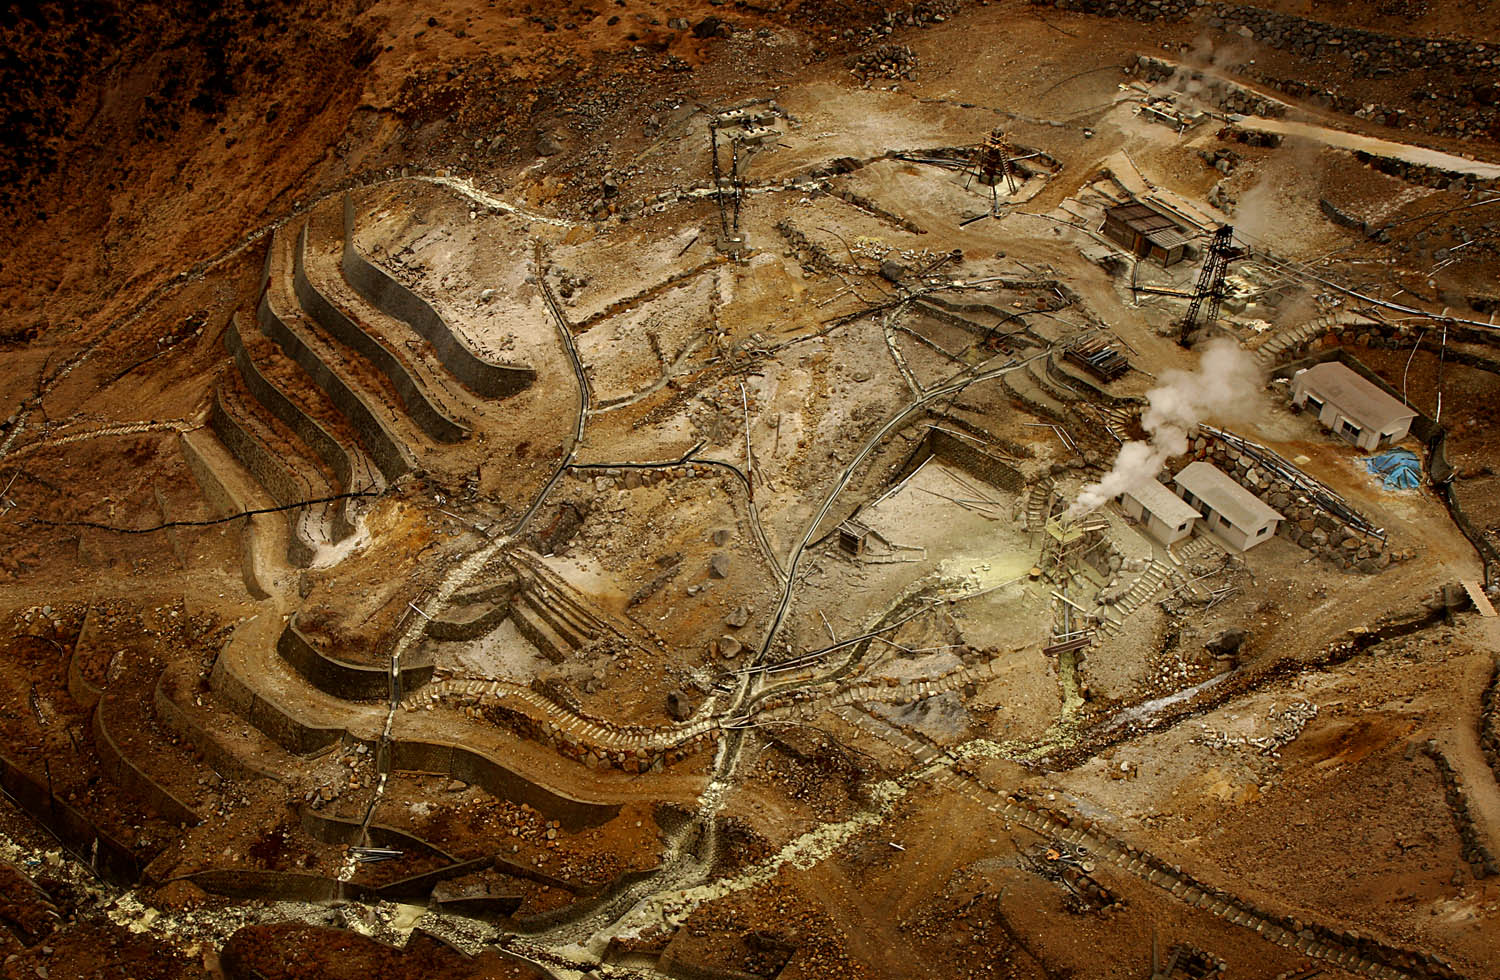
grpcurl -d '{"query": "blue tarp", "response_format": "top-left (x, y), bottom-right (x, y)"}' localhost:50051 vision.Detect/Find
top-left (1365, 449), bottom-right (1422, 490)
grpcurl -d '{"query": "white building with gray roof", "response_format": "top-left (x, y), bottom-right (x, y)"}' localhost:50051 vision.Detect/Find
top-left (1173, 461), bottom-right (1284, 552)
top-left (1120, 478), bottom-right (1202, 546)
top-left (1291, 361), bottom-right (1417, 452)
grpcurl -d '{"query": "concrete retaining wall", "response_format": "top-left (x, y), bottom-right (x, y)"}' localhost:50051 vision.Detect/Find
top-left (294, 223), bottom-right (468, 443)
top-left (386, 738), bottom-right (619, 833)
top-left (152, 669), bottom-right (284, 784)
top-left (173, 868), bottom-right (365, 904)
top-left (209, 388), bottom-right (317, 567)
top-left (277, 614), bottom-right (431, 701)
top-left (423, 598), bottom-right (514, 642)
top-left (210, 619), bottom-right (345, 757)
top-left (225, 315), bottom-right (359, 541)
top-left (0, 748), bottom-right (142, 885)
top-left (91, 695), bottom-right (201, 828)
top-left (297, 807), bottom-right (457, 861)
top-left (341, 193), bottom-right (536, 399)
top-left (257, 242), bottom-right (415, 483)
top-left (177, 429), bottom-right (273, 601)
top-left (66, 606), bottom-right (103, 710)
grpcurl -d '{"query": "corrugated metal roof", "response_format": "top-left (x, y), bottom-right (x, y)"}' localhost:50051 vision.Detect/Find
top-left (1173, 462), bottom-right (1283, 531)
top-left (1295, 362), bottom-right (1417, 432)
top-left (1104, 201), bottom-right (1185, 238)
top-left (1146, 227), bottom-right (1192, 250)
top-left (1123, 478), bottom-right (1202, 527)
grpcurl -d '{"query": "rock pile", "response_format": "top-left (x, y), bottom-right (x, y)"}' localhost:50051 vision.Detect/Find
top-left (848, 44), bottom-right (919, 82)
top-left (1130, 56), bottom-right (1287, 118)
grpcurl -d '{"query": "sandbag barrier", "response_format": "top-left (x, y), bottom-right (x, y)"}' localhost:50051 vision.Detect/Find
top-left (256, 235), bottom-right (416, 483)
top-left (341, 192), bottom-right (536, 398)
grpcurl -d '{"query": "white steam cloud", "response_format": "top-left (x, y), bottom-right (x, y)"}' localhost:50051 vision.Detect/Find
top-left (1065, 339), bottom-right (1262, 518)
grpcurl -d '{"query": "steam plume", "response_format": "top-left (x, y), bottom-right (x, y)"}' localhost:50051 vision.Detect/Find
top-left (1065, 339), bottom-right (1261, 518)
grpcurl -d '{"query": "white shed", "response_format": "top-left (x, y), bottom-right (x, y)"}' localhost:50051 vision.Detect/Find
top-left (1120, 479), bottom-right (1202, 546)
top-left (1173, 462), bottom-right (1283, 552)
top-left (1291, 362), bottom-right (1417, 452)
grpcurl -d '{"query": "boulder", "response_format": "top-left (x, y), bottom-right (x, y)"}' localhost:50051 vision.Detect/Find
top-left (1204, 628), bottom-right (1248, 657)
top-left (667, 691), bottom-right (694, 721)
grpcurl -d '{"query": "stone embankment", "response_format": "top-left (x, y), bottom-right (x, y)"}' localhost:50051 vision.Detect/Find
top-left (1421, 742), bottom-right (1499, 879)
top-left (1032, 1), bottom-right (1500, 141)
top-left (1184, 432), bottom-right (1395, 572)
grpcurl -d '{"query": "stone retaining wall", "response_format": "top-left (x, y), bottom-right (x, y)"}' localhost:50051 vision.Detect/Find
top-left (896, 426), bottom-right (1027, 493)
top-left (294, 223), bottom-right (469, 444)
top-left (1184, 434), bottom-right (1393, 572)
top-left (1129, 56), bottom-right (1288, 117)
top-left (1273, 346), bottom-right (1500, 588)
top-left (256, 248), bottom-right (415, 483)
top-left (1483, 660), bottom-right (1500, 789)
top-left (341, 192), bottom-right (536, 398)
top-left (225, 315), bottom-right (360, 541)
top-left (1422, 743), bottom-right (1499, 879)
top-left (1032, 1), bottom-right (1499, 141)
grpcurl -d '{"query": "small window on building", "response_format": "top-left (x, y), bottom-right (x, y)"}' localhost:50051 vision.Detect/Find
top-left (1339, 419), bottom-right (1361, 441)
top-left (1306, 395), bottom-right (1324, 414)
